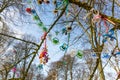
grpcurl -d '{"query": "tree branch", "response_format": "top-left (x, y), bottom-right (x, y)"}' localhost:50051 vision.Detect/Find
top-left (88, 58), bottom-right (99, 80)
top-left (69, 0), bottom-right (120, 29)
top-left (0, 33), bottom-right (39, 47)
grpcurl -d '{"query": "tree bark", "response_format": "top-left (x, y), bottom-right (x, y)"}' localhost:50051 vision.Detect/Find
top-left (65, 64), bottom-right (68, 80)
top-left (98, 55), bottom-right (105, 80)
top-left (88, 58), bottom-right (99, 80)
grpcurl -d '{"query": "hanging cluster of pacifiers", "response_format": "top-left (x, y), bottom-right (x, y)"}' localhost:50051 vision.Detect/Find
top-left (39, 47), bottom-right (49, 64)
top-left (26, 1), bottom-right (49, 66)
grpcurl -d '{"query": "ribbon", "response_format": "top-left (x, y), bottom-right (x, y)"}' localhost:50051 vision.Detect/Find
top-left (102, 35), bottom-right (116, 43)
top-left (44, 39), bottom-right (47, 49)
top-left (103, 19), bottom-right (109, 33)
top-left (41, 32), bottom-right (47, 40)
top-left (115, 52), bottom-right (120, 55)
top-left (92, 13), bottom-right (109, 33)
top-left (108, 29), bottom-right (114, 35)
top-left (39, 32), bottom-right (49, 64)
top-left (102, 29), bottom-right (116, 43)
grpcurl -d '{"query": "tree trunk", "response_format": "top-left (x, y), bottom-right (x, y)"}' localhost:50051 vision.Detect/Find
top-left (65, 63), bottom-right (68, 80)
top-left (4, 66), bottom-right (9, 80)
top-left (70, 58), bottom-right (74, 80)
top-left (98, 56), bottom-right (105, 80)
